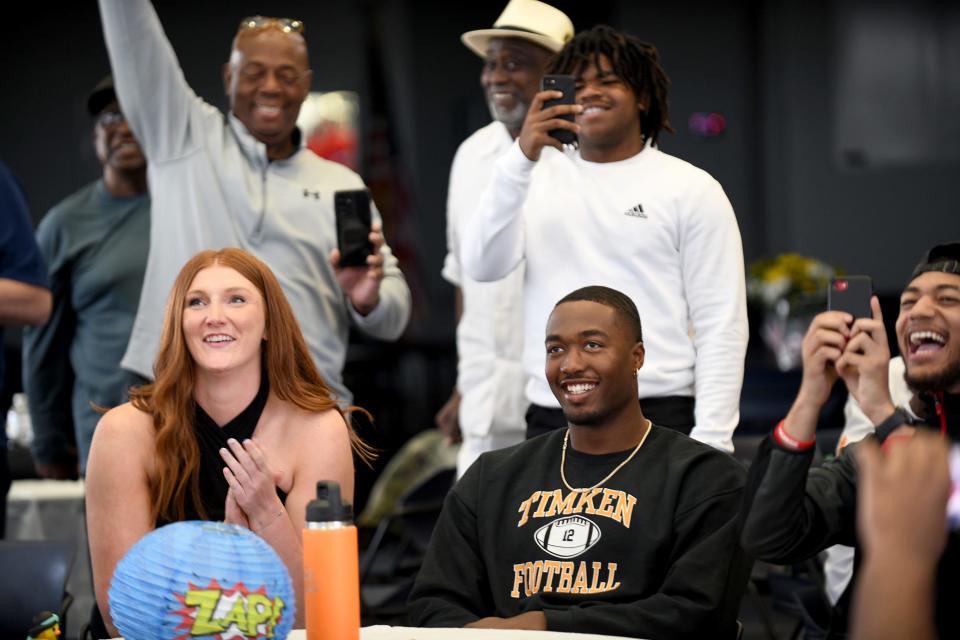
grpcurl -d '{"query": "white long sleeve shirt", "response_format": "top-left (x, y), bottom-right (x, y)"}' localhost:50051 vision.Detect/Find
top-left (443, 122), bottom-right (527, 461)
top-left (462, 141), bottom-right (748, 451)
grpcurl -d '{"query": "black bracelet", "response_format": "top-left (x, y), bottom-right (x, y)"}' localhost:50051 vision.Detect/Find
top-left (873, 407), bottom-right (913, 442)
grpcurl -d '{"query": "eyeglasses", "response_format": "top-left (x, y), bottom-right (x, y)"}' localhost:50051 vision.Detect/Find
top-left (238, 16), bottom-right (305, 35)
top-left (97, 111), bottom-right (126, 128)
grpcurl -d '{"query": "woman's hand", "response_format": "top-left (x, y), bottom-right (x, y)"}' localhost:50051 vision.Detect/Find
top-left (224, 486), bottom-right (250, 528)
top-left (220, 437), bottom-right (285, 532)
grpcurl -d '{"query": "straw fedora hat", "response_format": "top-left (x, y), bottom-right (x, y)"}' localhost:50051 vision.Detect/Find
top-left (461, 0), bottom-right (574, 58)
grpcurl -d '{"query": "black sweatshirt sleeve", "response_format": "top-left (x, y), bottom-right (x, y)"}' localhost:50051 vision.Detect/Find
top-left (407, 464), bottom-right (494, 627)
top-left (741, 434), bottom-right (860, 564)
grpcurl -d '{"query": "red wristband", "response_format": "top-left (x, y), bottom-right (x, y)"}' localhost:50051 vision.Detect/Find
top-left (773, 419), bottom-right (816, 451)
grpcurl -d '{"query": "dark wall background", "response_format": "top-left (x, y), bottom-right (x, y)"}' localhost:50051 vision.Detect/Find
top-left (6, 1), bottom-right (955, 317)
top-left (2, 1), bottom-right (957, 484)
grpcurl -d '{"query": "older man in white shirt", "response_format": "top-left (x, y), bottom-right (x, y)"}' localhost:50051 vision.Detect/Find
top-left (436, 0), bottom-right (573, 476)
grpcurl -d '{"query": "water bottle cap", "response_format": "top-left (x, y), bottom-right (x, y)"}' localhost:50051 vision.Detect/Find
top-left (306, 480), bottom-right (354, 523)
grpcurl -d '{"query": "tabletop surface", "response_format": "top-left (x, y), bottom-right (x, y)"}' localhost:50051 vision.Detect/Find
top-left (117, 628), bottom-right (638, 640)
top-left (360, 627), bottom-right (638, 640)
top-left (115, 623), bottom-right (640, 639)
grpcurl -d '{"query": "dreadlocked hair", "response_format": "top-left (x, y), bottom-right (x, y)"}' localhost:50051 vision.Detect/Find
top-left (549, 24), bottom-right (675, 147)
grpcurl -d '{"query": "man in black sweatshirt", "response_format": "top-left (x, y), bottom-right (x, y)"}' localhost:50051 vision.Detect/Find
top-left (741, 242), bottom-right (960, 638)
top-left (409, 286), bottom-right (751, 638)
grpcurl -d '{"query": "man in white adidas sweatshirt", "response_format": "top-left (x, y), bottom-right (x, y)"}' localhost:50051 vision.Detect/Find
top-left (462, 25), bottom-right (747, 452)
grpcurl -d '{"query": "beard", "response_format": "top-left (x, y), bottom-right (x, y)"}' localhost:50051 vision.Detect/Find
top-left (561, 405), bottom-right (613, 427)
top-left (904, 355), bottom-right (960, 394)
top-left (486, 97), bottom-right (527, 133)
top-left (559, 392), bottom-right (638, 428)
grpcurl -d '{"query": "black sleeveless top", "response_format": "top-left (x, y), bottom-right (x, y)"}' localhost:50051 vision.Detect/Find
top-left (158, 374), bottom-right (288, 525)
top-left (92, 375), bottom-right (289, 635)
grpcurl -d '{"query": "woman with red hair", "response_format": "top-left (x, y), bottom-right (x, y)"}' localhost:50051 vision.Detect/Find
top-left (86, 247), bottom-right (368, 633)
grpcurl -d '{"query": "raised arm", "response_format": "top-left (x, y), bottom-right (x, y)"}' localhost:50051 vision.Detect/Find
top-left (679, 176), bottom-right (747, 452)
top-left (460, 89), bottom-right (581, 283)
top-left (740, 307), bottom-right (865, 559)
top-left (98, 0), bottom-right (206, 162)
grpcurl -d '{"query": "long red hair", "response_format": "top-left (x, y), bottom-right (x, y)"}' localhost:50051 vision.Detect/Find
top-left (129, 248), bottom-right (371, 523)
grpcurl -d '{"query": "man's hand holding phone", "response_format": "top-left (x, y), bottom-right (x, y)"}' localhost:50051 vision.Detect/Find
top-left (778, 309), bottom-right (854, 447)
top-left (517, 84), bottom-right (582, 162)
top-left (785, 277), bottom-right (873, 444)
top-left (796, 310), bottom-right (851, 407)
top-left (330, 221), bottom-right (385, 316)
top-left (835, 296), bottom-right (895, 423)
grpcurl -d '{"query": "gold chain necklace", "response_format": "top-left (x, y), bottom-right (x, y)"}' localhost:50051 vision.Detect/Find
top-left (560, 419), bottom-right (652, 492)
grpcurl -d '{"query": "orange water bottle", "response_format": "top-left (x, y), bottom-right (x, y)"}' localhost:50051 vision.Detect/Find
top-left (304, 481), bottom-right (360, 640)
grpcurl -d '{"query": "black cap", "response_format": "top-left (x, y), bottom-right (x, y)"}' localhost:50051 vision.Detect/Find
top-left (910, 242), bottom-right (960, 280)
top-left (306, 481), bottom-right (353, 523)
top-left (87, 75), bottom-right (117, 116)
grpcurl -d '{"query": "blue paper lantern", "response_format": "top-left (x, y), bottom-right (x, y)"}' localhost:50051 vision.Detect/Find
top-left (109, 521), bottom-right (295, 640)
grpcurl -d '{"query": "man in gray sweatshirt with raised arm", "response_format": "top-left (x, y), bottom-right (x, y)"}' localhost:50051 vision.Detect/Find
top-left (98, 0), bottom-right (411, 404)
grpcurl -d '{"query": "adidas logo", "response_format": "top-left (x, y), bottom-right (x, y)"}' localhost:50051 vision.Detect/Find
top-left (624, 203), bottom-right (646, 218)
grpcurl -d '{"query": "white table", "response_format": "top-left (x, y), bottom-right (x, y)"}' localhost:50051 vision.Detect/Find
top-left (118, 629), bottom-right (639, 639)
top-left (6, 478), bottom-right (86, 538)
top-left (357, 627), bottom-right (638, 639)
top-left (118, 631), bottom-right (636, 640)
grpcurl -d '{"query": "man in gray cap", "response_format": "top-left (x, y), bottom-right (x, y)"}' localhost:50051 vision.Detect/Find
top-left (741, 242), bottom-right (960, 638)
top-left (437, 0), bottom-right (573, 476)
top-left (22, 76), bottom-right (149, 478)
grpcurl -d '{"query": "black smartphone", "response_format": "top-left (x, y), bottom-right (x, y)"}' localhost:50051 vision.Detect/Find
top-left (334, 189), bottom-right (374, 268)
top-left (828, 275), bottom-right (873, 319)
top-left (541, 74), bottom-right (577, 145)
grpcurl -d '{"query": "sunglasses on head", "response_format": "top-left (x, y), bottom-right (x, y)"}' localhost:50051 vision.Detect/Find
top-left (238, 16), bottom-right (305, 35)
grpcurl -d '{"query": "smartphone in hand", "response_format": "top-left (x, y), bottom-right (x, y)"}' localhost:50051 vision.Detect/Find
top-left (541, 74), bottom-right (577, 145)
top-left (334, 189), bottom-right (374, 268)
top-left (828, 275), bottom-right (873, 319)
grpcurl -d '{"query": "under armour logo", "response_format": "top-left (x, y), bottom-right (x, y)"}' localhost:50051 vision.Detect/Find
top-left (303, 189), bottom-right (321, 200)
top-left (624, 203), bottom-right (646, 218)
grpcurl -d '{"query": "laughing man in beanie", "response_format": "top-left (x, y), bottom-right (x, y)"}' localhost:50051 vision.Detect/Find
top-left (741, 242), bottom-right (960, 638)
